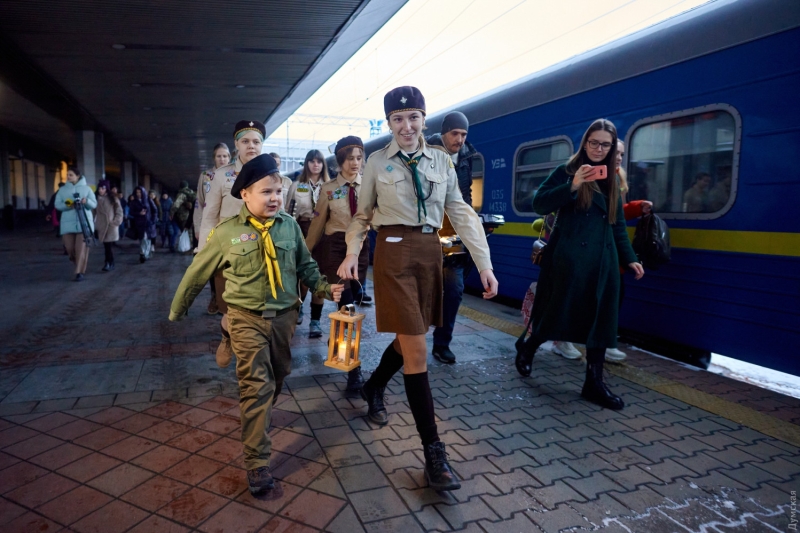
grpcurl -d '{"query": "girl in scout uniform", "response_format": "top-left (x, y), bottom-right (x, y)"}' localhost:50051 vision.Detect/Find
top-left (194, 142), bottom-right (231, 315)
top-left (338, 87), bottom-right (499, 492)
top-left (170, 153), bottom-right (343, 495)
top-left (306, 136), bottom-right (369, 392)
top-left (197, 121), bottom-right (265, 369)
top-left (285, 150), bottom-right (330, 335)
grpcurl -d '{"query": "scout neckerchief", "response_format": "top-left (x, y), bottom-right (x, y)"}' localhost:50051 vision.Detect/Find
top-left (397, 150), bottom-right (429, 222)
top-left (309, 179), bottom-right (322, 208)
top-left (247, 216), bottom-right (284, 299)
top-left (348, 183), bottom-right (357, 216)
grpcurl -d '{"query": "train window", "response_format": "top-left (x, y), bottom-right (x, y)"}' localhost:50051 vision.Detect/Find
top-left (513, 137), bottom-right (572, 215)
top-left (471, 153), bottom-right (484, 212)
top-left (626, 106), bottom-right (740, 219)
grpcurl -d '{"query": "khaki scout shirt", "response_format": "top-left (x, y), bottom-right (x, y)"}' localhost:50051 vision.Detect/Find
top-left (193, 168), bottom-right (215, 238)
top-left (345, 136), bottom-right (493, 272)
top-left (306, 175), bottom-right (366, 252)
top-left (169, 205), bottom-right (332, 321)
top-left (197, 158), bottom-right (244, 251)
top-left (280, 176), bottom-right (292, 209)
top-left (286, 179), bottom-right (324, 220)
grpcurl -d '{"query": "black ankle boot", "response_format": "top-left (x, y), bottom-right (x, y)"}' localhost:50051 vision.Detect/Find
top-left (423, 442), bottom-right (461, 491)
top-left (346, 367), bottom-right (364, 392)
top-left (514, 338), bottom-right (534, 377)
top-left (360, 380), bottom-right (388, 425)
top-left (581, 360), bottom-right (624, 410)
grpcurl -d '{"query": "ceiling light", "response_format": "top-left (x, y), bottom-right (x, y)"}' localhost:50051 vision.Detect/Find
top-left (111, 44), bottom-right (126, 50)
top-left (235, 85), bottom-right (245, 89)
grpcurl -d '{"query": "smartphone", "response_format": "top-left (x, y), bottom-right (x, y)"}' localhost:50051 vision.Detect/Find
top-left (587, 165), bottom-right (607, 180)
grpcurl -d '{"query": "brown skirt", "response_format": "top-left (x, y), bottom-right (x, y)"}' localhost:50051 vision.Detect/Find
top-left (297, 218), bottom-right (311, 238)
top-left (374, 226), bottom-right (442, 335)
top-left (312, 231), bottom-right (368, 291)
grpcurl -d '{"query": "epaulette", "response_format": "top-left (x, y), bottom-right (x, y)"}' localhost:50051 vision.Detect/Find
top-left (428, 144), bottom-right (449, 154)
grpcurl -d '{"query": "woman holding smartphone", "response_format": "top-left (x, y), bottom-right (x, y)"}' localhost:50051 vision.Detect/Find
top-left (338, 87), bottom-right (498, 492)
top-left (516, 119), bottom-right (644, 410)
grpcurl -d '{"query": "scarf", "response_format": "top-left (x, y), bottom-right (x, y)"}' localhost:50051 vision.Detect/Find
top-left (397, 151), bottom-right (428, 223)
top-left (247, 216), bottom-right (284, 299)
top-left (310, 180), bottom-right (322, 207)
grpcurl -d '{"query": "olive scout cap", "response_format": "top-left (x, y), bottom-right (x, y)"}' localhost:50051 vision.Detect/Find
top-left (384, 86), bottom-right (426, 118)
top-left (441, 111), bottom-right (469, 134)
top-left (231, 154), bottom-right (280, 199)
top-left (234, 120), bottom-right (266, 140)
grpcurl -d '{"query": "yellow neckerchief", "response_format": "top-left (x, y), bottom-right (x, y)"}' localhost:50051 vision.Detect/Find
top-left (247, 216), bottom-right (284, 299)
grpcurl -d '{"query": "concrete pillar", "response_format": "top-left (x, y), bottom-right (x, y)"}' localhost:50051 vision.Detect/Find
top-left (143, 174), bottom-right (151, 191)
top-left (121, 160), bottom-right (137, 196)
top-left (75, 131), bottom-right (104, 186)
top-left (0, 129), bottom-right (9, 207)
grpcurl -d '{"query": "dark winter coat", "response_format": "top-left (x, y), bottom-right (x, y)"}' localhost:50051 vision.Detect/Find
top-left (530, 165), bottom-right (638, 349)
top-left (426, 133), bottom-right (477, 206)
top-left (129, 187), bottom-right (158, 240)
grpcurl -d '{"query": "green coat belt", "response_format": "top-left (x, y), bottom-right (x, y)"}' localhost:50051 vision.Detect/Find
top-left (530, 165), bottom-right (638, 349)
top-left (169, 206), bottom-right (332, 321)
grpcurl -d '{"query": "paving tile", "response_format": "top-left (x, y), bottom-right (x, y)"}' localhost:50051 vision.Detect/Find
top-left (74, 394), bottom-right (117, 410)
top-left (529, 480), bottom-right (586, 510)
top-left (157, 487), bottom-right (228, 528)
top-left (349, 486), bottom-right (408, 524)
top-left (166, 427), bottom-right (221, 452)
top-left (199, 415), bottom-right (240, 436)
top-left (308, 467), bottom-right (346, 499)
top-left (110, 412), bottom-right (163, 434)
top-left (23, 412), bottom-right (78, 432)
top-left (49, 419), bottom-right (103, 441)
top-left (335, 463), bottom-right (389, 493)
top-left (73, 427), bottom-right (129, 451)
top-left (100, 435), bottom-right (158, 461)
top-left (0, 402), bottom-right (37, 417)
top-left (127, 514), bottom-right (191, 533)
top-left (270, 430), bottom-right (314, 456)
top-left (324, 442), bottom-right (373, 468)
top-left (5, 472), bottom-right (79, 508)
top-left (0, 450), bottom-right (20, 471)
top-left (258, 516), bottom-right (317, 533)
top-left (272, 456), bottom-right (327, 487)
top-left (3, 434), bottom-right (63, 460)
top-left (114, 391), bottom-right (153, 406)
top-left (314, 426), bottom-right (359, 448)
top-left (131, 444), bottom-right (191, 473)
top-left (478, 512), bottom-right (538, 533)
top-left (435, 498), bottom-right (500, 529)
top-left (86, 406), bottom-right (136, 426)
top-left (34, 398), bottom-right (79, 412)
top-left (0, 496), bottom-right (27, 526)
top-left (279, 488), bottom-right (346, 529)
top-left (170, 407), bottom-right (218, 427)
top-left (37, 485), bottom-right (113, 527)
top-left (363, 514), bottom-right (422, 533)
top-left (0, 461), bottom-right (48, 495)
top-left (304, 411), bottom-right (347, 430)
top-left (29, 444), bottom-right (93, 475)
top-left (120, 475), bottom-right (192, 512)
top-left (238, 480), bottom-right (303, 514)
top-left (145, 401), bottom-right (194, 419)
top-left (3, 511), bottom-right (62, 532)
top-left (295, 440), bottom-right (328, 465)
top-left (198, 500), bottom-right (272, 533)
top-left (564, 471), bottom-right (625, 499)
top-left (197, 396), bottom-right (240, 413)
top-left (164, 454), bottom-right (226, 485)
top-left (138, 420), bottom-right (192, 443)
top-left (56, 452), bottom-right (122, 483)
top-left (528, 503), bottom-right (590, 532)
top-left (0, 425), bottom-right (39, 448)
top-left (87, 462), bottom-right (155, 496)
top-left (198, 465), bottom-right (249, 498)
top-left (71, 499), bottom-right (149, 533)
top-left (197, 436), bottom-right (242, 464)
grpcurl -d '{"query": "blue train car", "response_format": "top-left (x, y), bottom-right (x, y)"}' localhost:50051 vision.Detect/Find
top-left (363, 0), bottom-right (800, 375)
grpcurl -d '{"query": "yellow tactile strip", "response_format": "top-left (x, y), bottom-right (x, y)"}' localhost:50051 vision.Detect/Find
top-left (457, 305), bottom-right (800, 448)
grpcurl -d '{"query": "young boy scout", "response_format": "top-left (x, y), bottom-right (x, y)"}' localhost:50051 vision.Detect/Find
top-left (169, 153), bottom-right (343, 494)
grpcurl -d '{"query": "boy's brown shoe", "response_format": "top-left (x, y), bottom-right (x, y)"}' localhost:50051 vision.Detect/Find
top-left (216, 330), bottom-right (233, 368)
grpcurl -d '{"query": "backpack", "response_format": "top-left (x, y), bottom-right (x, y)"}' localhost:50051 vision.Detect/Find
top-left (632, 213), bottom-right (671, 270)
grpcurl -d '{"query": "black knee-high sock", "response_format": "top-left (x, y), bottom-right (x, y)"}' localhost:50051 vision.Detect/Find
top-left (403, 372), bottom-right (439, 446)
top-left (310, 303), bottom-right (324, 321)
top-left (366, 342), bottom-right (404, 389)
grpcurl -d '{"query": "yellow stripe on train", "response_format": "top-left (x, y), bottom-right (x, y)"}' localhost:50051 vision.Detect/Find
top-left (491, 222), bottom-right (800, 257)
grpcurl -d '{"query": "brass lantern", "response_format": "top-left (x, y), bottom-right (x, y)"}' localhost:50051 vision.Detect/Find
top-left (325, 304), bottom-right (365, 372)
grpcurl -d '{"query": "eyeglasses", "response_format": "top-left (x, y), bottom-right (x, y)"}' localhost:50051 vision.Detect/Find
top-left (587, 140), bottom-right (613, 151)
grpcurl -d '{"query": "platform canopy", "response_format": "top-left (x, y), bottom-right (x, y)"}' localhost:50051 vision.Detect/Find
top-left (0, 0), bottom-right (406, 187)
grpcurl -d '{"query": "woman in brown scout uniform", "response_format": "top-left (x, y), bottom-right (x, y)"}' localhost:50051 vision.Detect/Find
top-left (197, 120), bottom-right (265, 368)
top-left (285, 150), bottom-right (330, 335)
top-left (338, 87), bottom-right (499, 492)
top-left (306, 136), bottom-right (369, 392)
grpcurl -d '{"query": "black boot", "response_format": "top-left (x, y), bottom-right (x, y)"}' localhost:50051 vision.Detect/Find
top-left (106, 263), bottom-right (115, 271)
top-left (102, 262), bottom-right (111, 272)
top-left (514, 338), bottom-right (534, 377)
top-left (346, 367), bottom-right (364, 392)
top-left (360, 381), bottom-right (388, 425)
top-left (423, 442), bottom-right (461, 491)
top-left (581, 359), bottom-right (624, 410)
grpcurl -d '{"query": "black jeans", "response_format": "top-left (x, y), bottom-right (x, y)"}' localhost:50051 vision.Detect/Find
top-left (433, 254), bottom-right (473, 348)
top-left (103, 242), bottom-right (114, 265)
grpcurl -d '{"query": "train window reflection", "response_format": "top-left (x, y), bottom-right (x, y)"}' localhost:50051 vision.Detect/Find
top-left (513, 138), bottom-right (572, 215)
top-left (472, 153), bottom-right (484, 212)
top-left (627, 110), bottom-right (736, 215)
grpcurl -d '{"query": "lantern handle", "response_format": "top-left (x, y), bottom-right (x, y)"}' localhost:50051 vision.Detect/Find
top-left (335, 278), bottom-right (365, 311)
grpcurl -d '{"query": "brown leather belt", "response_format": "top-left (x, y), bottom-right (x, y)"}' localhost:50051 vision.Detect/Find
top-left (228, 303), bottom-right (299, 319)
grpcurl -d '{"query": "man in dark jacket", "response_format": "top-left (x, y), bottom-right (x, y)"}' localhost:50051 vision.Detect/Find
top-left (427, 112), bottom-right (477, 364)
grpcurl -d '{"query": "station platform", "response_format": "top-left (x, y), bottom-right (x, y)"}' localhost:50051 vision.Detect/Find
top-left (0, 226), bottom-right (797, 533)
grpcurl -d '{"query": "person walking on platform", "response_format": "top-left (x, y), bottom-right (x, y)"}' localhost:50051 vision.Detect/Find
top-left (306, 136), bottom-right (369, 392)
top-left (95, 179), bottom-right (123, 272)
top-left (426, 111), bottom-right (477, 364)
top-left (170, 181), bottom-right (197, 248)
top-left (285, 150), bottom-right (330, 334)
top-left (169, 154), bottom-right (343, 495)
top-left (268, 152), bottom-right (293, 208)
top-left (159, 192), bottom-right (174, 249)
top-left (198, 120), bottom-right (266, 368)
top-left (55, 166), bottom-right (97, 281)
top-left (194, 143), bottom-right (231, 313)
top-left (130, 186), bottom-right (158, 263)
top-left (338, 87), bottom-right (498, 492)
top-left (516, 119), bottom-right (644, 410)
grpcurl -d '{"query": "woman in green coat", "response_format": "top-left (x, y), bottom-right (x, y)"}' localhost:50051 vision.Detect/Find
top-left (516, 119), bottom-right (644, 410)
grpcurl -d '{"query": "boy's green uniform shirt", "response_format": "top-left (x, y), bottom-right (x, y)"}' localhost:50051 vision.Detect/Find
top-left (169, 205), bottom-right (331, 320)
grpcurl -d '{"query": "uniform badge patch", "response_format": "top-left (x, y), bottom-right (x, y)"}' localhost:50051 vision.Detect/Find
top-left (386, 165), bottom-right (393, 172)
top-left (297, 185), bottom-right (309, 193)
top-left (204, 181), bottom-right (211, 193)
top-left (240, 233), bottom-right (249, 242)
top-left (231, 237), bottom-right (241, 245)
top-left (206, 228), bottom-right (215, 242)
top-left (249, 233), bottom-right (257, 241)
